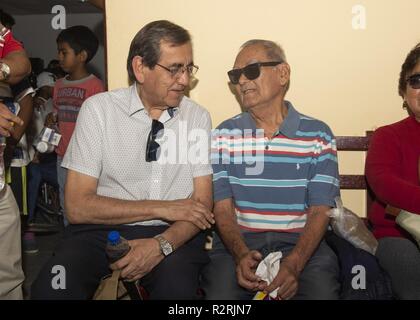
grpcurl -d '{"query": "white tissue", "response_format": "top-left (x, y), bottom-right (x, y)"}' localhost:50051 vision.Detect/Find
top-left (255, 251), bottom-right (282, 299)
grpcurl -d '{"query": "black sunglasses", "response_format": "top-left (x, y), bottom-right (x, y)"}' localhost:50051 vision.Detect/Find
top-left (146, 119), bottom-right (164, 162)
top-left (406, 73), bottom-right (420, 89)
top-left (227, 61), bottom-right (283, 84)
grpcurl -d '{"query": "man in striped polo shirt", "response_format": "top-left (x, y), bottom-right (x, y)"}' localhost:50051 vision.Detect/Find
top-left (202, 40), bottom-right (340, 300)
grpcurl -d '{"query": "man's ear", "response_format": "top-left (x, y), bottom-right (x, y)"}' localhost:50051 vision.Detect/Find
top-left (132, 56), bottom-right (146, 83)
top-left (278, 63), bottom-right (290, 87)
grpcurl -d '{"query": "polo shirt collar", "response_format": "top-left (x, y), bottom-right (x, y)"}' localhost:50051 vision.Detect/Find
top-left (278, 101), bottom-right (300, 138)
top-left (245, 100), bottom-right (300, 138)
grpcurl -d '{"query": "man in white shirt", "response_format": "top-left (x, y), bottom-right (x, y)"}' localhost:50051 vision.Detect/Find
top-left (31, 20), bottom-right (214, 300)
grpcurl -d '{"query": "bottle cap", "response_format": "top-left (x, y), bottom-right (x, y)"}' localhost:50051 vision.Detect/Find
top-left (36, 141), bottom-right (49, 153)
top-left (108, 231), bottom-right (121, 245)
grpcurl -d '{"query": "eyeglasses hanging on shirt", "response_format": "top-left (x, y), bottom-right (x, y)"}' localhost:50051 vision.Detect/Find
top-left (145, 119), bottom-right (164, 162)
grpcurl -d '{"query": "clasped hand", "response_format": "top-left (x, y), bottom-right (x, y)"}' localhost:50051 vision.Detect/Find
top-left (236, 251), bottom-right (300, 300)
top-left (110, 238), bottom-right (163, 282)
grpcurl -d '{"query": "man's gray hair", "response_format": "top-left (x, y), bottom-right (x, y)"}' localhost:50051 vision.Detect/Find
top-left (240, 39), bottom-right (287, 62)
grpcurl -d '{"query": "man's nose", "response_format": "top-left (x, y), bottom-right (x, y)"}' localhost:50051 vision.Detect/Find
top-left (176, 68), bottom-right (190, 86)
top-left (238, 72), bottom-right (248, 85)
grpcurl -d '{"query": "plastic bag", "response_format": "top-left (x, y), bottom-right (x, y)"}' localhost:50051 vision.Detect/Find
top-left (396, 210), bottom-right (420, 248)
top-left (327, 197), bottom-right (378, 255)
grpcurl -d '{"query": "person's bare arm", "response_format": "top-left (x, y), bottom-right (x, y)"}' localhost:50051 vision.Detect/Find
top-left (1, 50), bottom-right (31, 85)
top-left (214, 198), bottom-right (248, 262)
top-left (65, 169), bottom-right (214, 228)
top-left (0, 102), bottom-right (23, 136)
top-left (110, 174), bottom-right (214, 281)
top-left (3, 94), bottom-right (33, 167)
top-left (159, 174), bottom-right (214, 250)
top-left (265, 205), bottom-right (331, 299)
top-left (214, 197), bottom-right (264, 291)
top-left (8, 94), bottom-right (33, 143)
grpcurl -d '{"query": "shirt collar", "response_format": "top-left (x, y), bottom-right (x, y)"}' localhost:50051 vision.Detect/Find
top-left (278, 101), bottom-right (300, 138)
top-left (128, 84), bottom-right (145, 116)
top-left (244, 100), bottom-right (300, 138)
top-left (128, 84), bottom-right (178, 121)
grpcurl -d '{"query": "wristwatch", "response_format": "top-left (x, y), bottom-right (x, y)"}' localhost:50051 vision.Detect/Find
top-left (154, 234), bottom-right (174, 256)
top-left (0, 62), bottom-right (11, 82)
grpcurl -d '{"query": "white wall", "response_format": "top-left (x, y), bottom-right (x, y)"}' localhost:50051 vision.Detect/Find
top-left (12, 13), bottom-right (106, 83)
top-left (106, 0), bottom-right (420, 217)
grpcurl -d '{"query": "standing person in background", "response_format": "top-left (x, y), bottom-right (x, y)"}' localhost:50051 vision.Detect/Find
top-left (365, 43), bottom-right (420, 299)
top-left (4, 77), bottom-right (35, 220)
top-left (47, 25), bottom-right (104, 227)
top-left (0, 8), bottom-right (31, 300)
top-left (23, 70), bottom-right (61, 254)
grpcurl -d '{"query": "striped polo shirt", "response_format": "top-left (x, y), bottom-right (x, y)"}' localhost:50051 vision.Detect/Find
top-left (211, 101), bottom-right (340, 233)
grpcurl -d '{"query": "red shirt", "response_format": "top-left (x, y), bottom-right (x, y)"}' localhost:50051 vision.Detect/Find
top-left (53, 74), bottom-right (104, 157)
top-left (365, 116), bottom-right (420, 239)
top-left (0, 28), bottom-right (23, 58)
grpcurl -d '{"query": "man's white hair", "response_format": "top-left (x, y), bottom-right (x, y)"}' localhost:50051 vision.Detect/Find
top-left (240, 39), bottom-right (287, 62)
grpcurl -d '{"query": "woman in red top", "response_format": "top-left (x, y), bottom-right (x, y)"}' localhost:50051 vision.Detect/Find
top-left (365, 43), bottom-right (420, 299)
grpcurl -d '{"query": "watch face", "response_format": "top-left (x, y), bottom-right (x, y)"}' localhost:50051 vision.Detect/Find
top-left (156, 235), bottom-right (173, 256)
top-left (162, 243), bottom-right (172, 256)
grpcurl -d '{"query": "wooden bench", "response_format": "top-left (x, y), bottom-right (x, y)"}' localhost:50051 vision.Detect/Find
top-left (335, 131), bottom-right (374, 219)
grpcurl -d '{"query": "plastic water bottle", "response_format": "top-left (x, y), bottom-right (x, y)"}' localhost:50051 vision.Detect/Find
top-left (105, 230), bottom-right (131, 263)
top-left (105, 231), bottom-right (145, 299)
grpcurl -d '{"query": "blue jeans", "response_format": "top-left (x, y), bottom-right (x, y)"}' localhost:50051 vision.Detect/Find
top-left (56, 156), bottom-right (68, 227)
top-left (201, 232), bottom-right (340, 300)
top-left (27, 156), bottom-right (58, 221)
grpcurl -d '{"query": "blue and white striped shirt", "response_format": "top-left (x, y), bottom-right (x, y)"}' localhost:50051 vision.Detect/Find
top-left (212, 101), bottom-right (340, 232)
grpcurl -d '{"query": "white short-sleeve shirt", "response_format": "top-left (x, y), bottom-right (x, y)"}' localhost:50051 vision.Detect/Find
top-left (62, 84), bottom-right (213, 226)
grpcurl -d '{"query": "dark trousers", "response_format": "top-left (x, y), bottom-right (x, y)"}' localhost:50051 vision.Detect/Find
top-left (376, 237), bottom-right (420, 299)
top-left (201, 232), bottom-right (340, 300)
top-left (31, 224), bottom-right (209, 300)
top-left (27, 158), bottom-right (58, 221)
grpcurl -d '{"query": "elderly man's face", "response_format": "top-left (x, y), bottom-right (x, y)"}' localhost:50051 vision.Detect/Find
top-left (232, 44), bottom-right (287, 110)
top-left (139, 41), bottom-right (193, 109)
top-left (404, 62), bottom-right (420, 121)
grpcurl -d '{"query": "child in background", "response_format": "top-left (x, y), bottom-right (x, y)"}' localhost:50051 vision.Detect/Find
top-left (23, 70), bottom-right (61, 254)
top-left (48, 25), bottom-right (104, 226)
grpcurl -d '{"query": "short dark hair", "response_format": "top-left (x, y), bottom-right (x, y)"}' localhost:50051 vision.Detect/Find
top-left (398, 42), bottom-right (420, 104)
top-left (46, 59), bottom-right (66, 79)
top-left (126, 20), bottom-right (191, 83)
top-left (0, 9), bottom-right (15, 29)
top-left (56, 25), bottom-right (99, 63)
